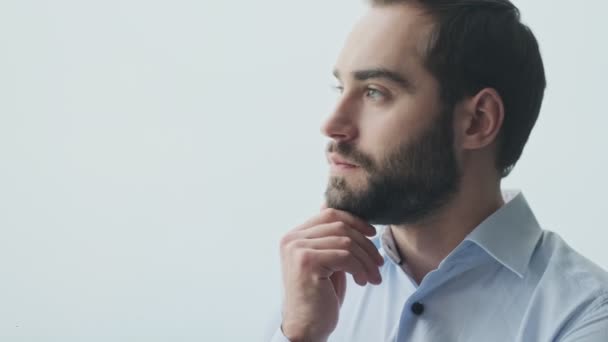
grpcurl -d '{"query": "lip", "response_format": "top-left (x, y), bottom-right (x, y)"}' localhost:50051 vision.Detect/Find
top-left (328, 153), bottom-right (359, 168)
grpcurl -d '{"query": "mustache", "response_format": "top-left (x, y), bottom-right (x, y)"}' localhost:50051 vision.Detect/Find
top-left (327, 142), bottom-right (374, 170)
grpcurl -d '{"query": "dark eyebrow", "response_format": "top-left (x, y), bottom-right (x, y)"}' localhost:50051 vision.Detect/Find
top-left (333, 68), bottom-right (413, 90)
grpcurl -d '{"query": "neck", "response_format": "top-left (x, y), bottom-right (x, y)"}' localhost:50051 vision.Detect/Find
top-left (389, 178), bottom-right (504, 284)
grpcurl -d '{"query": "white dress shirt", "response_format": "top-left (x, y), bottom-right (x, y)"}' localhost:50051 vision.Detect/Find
top-left (266, 190), bottom-right (608, 341)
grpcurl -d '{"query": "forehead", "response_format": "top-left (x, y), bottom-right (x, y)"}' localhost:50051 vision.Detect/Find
top-left (335, 4), bottom-right (435, 79)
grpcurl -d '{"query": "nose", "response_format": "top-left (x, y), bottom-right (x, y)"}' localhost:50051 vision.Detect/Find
top-left (320, 96), bottom-right (359, 143)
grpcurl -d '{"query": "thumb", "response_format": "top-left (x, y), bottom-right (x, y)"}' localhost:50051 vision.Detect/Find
top-left (330, 271), bottom-right (347, 307)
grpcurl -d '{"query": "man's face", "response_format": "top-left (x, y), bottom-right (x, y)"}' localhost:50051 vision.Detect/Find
top-left (322, 4), bottom-right (461, 225)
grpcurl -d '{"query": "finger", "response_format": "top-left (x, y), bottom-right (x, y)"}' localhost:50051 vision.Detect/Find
top-left (289, 236), bottom-right (382, 284)
top-left (299, 249), bottom-right (368, 279)
top-left (294, 222), bottom-right (384, 267)
top-left (295, 208), bottom-right (376, 237)
top-left (353, 272), bottom-right (369, 286)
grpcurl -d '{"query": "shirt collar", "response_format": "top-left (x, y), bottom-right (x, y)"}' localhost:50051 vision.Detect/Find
top-left (379, 189), bottom-right (543, 278)
top-left (465, 189), bottom-right (542, 278)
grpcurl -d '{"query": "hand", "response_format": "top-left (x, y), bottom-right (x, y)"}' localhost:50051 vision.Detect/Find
top-left (279, 205), bottom-right (384, 342)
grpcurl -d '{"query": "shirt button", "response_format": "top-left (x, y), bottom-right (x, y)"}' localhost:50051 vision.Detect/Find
top-left (411, 302), bottom-right (424, 316)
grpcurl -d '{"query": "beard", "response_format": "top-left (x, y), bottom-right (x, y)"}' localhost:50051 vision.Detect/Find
top-left (324, 110), bottom-right (461, 225)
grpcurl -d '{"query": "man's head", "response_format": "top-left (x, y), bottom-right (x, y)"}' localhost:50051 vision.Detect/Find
top-left (322, 0), bottom-right (546, 225)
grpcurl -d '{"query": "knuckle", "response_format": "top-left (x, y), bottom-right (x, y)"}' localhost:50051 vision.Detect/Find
top-left (323, 208), bottom-right (339, 220)
top-left (338, 236), bottom-right (353, 249)
top-left (280, 236), bottom-right (300, 259)
top-left (282, 239), bottom-right (303, 255)
top-left (279, 233), bottom-right (293, 247)
top-left (332, 221), bottom-right (348, 234)
top-left (287, 239), bottom-right (304, 250)
top-left (335, 249), bottom-right (350, 259)
top-left (295, 249), bottom-right (315, 269)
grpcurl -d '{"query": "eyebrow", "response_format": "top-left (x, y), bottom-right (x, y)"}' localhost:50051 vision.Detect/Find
top-left (332, 68), bottom-right (413, 90)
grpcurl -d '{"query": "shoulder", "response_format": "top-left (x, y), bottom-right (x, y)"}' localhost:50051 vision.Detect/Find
top-left (531, 230), bottom-right (608, 337)
top-left (535, 230), bottom-right (608, 295)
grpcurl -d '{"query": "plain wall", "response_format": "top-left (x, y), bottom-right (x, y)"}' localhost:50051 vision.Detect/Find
top-left (0, 0), bottom-right (606, 340)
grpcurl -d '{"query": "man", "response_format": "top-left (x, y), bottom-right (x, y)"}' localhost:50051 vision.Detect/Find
top-left (267, 0), bottom-right (608, 341)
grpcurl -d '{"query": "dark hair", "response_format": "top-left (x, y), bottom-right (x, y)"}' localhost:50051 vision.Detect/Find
top-left (372, 0), bottom-right (546, 178)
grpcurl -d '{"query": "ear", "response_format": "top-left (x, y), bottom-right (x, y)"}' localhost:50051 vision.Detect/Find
top-left (457, 88), bottom-right (505, 151)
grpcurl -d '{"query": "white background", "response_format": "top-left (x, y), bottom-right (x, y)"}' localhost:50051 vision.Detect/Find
top-left (0, 0), bottom-right (606, 341)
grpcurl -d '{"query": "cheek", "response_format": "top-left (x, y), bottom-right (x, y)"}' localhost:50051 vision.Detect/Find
top-left (358, 114), bottom-right (412, 160)
top-left (357, 95), bottom-right (439, 162)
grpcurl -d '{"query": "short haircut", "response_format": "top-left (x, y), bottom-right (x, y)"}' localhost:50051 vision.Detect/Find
top-left (371, 0), bottom-right (546, 178)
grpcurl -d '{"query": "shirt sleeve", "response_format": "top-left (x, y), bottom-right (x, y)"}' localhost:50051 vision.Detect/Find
top-left (556, 295), bottom-right (608, 342)
top-left (269, 326), bottom-right (293, 342)
top-left (263, 302), bottom-right (292, 342)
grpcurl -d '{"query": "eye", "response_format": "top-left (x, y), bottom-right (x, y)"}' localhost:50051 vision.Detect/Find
top-left (365, 87), bottom-right (385, 100)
